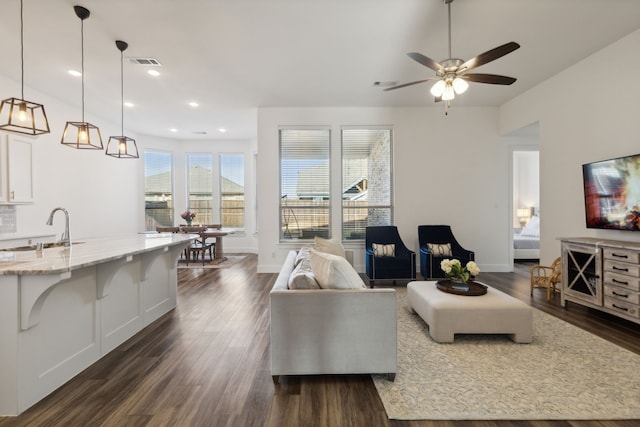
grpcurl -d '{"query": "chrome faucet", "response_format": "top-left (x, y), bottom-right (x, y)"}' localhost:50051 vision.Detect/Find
top-left (46, 207), bottom-right (71, 247)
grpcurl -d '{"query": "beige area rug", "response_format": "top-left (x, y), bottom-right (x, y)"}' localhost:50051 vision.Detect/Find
top-left (177, 255), bottom-right (246, 269)
top-left (372, 287), bottom-right (640, 420)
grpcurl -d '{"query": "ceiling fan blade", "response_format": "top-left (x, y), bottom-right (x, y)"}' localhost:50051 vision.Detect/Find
top-left (458, 41), bottom-right (520, 72)
top-left (407, 52), bottom-right (443, 73)
top-left (463, 73), bottom-right (517, 85)
top-left (383, 79), bottom-right (436, 91)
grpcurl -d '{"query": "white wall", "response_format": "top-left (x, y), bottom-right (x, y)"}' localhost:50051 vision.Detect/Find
top-left (257, 106), bottom-right (512, 273)
top-left (500, 28), bottom-right (640, 265)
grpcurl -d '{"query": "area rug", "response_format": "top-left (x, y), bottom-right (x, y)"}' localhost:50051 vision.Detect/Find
top-left (372, 287), bottom-right (640, 420)
top-left (177, 255), bottom-right (246, 269)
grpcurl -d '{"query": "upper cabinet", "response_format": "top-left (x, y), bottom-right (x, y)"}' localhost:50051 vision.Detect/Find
top-left (0, 135), bottom-right (34, 204)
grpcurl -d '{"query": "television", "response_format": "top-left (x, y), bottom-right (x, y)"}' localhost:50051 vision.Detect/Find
top-left (583, 153), bottom-right (640, 231)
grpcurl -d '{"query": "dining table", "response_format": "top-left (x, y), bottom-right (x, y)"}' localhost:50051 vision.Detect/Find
top-left (200, 228), bottom-right (232, 264)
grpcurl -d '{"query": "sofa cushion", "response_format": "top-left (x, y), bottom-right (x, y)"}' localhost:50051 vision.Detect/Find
top-left (309, 249), bottom-right (366, 289)
top-left (372, 243), bottom-right (395, 257)
top-left (427, 242), bottom-right (452, 256)
top-left (314, 236), bottom-right (346, 258)
top-left (288, 255), bottom-right (320, 289)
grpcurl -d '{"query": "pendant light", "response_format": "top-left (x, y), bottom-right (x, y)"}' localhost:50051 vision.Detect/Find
top-left (0, 0), bottom-right (50, 135)
top-left (61, 5), bottom-right (103, 150)
top-left (106, 40), bottom-right (139, 159)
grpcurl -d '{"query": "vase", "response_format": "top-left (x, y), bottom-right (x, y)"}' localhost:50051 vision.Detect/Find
top-left (450, 277), bottom-right (470, 292)
top-left (186, 219), bottom-right (192, 226)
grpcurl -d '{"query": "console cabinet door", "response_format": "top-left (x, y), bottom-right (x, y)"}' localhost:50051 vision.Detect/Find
top-left (562, 242), bottom-right (602, 306)
top-left (6, 137), bottom-right (34, 203)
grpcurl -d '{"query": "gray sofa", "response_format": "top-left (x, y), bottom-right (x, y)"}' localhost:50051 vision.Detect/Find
top-left (270, 250), bottom-right (397, 383)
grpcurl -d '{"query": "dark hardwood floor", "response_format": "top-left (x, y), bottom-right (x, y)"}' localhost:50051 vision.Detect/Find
top-left (2, 255), bottom-right (639, 427)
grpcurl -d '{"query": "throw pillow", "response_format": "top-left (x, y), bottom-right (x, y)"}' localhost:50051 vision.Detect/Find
top-left (427, 242), bottom-right (452, 256)
top-left (309, 249), bottom-right (366, 289)
top-left (372, 243), bottom-right (395, 257)
top-left (314, 236), bottom-right (346, 258)
top-left (288, 255), bottom-right (320, 289)
top-left (295, 246), bottom-right (312, 266)
top-left (521, 215), bottom-right (540, 237)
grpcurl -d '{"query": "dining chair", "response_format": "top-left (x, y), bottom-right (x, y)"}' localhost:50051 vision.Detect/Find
top-left (181, 226), bottom-right (214, 266)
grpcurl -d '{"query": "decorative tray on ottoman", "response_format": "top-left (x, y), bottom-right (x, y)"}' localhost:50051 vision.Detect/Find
top-left (436, 279), bottom-right (487, 296)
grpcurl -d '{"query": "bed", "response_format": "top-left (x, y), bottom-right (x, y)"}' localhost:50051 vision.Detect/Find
top-left (514, 215), bottom-right (540, 260)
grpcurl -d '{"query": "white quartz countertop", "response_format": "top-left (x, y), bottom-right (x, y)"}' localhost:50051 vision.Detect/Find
top-left (0, 233), bottom-right (195, 275)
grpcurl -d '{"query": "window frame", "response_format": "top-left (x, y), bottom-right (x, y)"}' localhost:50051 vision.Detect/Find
top-left (143, 149), bottom-right (175, 230)
top-left (341, 126), bottom-right (394, 241)
top-left (219, 152), bottom-right (246, 230)
top-left (279, 127), bottom-right (332, 242)
top-left (186, 153), bottom-right (215, 225)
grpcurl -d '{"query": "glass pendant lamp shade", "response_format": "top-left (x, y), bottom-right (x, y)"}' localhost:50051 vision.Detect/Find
top-left (106, 40), bottom-right (139, 158)
top-left (442, 83), bottom-right (455, 101)
top-left (0, 0), bottom-right (50, 135)
top-left (452, 77), bottom-right (469, 94)
top-left (62, 121), bottom-right (103, 149)
top-left (61, 5), bottom-right (103, 150)
top-left (430, 80), bottom-right (446, 97)
top-left (106, 135), bottom-right (138, 158)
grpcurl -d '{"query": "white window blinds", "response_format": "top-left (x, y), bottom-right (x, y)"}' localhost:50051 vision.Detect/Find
top-left (280, 129), bottom-right (331, 240)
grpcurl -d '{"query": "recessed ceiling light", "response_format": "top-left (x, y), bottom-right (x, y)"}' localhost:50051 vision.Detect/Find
top-left (123, 102), bottom-right (134, 108)
top-left (169, 128), bottom-right (178, 133)
top-left (188, 102), bottom-right (199, 107)
top-left (218, 128), bottom-right (227, 133)
top-left (68, 69), bottom-right (82, 77)
top-left (147, 69), bottom-right (160, 77)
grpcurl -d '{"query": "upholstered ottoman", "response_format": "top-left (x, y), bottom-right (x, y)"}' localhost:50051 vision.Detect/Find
top-left (407, 281), bottom-right (533, 343)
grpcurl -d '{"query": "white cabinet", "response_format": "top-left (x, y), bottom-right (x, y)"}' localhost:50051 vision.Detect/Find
top-left (0, 135), bottom-right (34, 204)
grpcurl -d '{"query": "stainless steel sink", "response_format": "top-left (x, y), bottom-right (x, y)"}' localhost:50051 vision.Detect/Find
top-left (0, 242), bottom-right (85, 252)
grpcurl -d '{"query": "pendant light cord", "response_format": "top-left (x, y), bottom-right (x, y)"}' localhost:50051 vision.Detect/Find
top-left (81, 16), bottom-right (85, 122)
top-left (20, 0), bottom-right (25, 100)
top-left (120, 49), bottom-right (124, 136)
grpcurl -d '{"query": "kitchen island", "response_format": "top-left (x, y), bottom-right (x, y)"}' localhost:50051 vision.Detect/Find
top-left (0, 233), bottom-right (194, 416)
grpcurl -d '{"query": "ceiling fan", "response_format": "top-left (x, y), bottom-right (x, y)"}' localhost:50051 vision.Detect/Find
top-left (385, 0), bottom-right (520, 104)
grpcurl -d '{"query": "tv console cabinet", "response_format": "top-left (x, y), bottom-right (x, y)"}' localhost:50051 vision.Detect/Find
top-left (560, 237), bottom-right (640, 325)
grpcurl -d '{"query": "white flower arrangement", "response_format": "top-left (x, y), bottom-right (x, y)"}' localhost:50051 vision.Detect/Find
top-left (440, 259), bottom-right (480, 283)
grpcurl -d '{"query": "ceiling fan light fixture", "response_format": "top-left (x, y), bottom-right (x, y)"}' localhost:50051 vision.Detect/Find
top-left (442, 84), bottom-right (455, 101)
top-left (430, 80), bottom-right (446, 97)
top-left (452, 77), bottom-right (468, 94)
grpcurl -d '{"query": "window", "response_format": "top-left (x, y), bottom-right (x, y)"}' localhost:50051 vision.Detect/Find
top-left (144, 150), bottom-right (174, 229)
top-left (280, 129), bottom-right (330, 240)
top-left (220, 153), bottom-right (245, 228)
top-left (187, 154), bottom-right (214, 224)
top-left (342, 128), bottom-right (393, 240)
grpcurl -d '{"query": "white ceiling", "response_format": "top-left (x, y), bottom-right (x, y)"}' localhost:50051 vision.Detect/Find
top-left (1, 0), bottom-right (640, 141)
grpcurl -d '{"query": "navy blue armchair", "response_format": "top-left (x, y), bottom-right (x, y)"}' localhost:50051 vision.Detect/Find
top-left (418, 225), bottom-right (475, 279)
top-left (365, 226), bottom-right (416, 286)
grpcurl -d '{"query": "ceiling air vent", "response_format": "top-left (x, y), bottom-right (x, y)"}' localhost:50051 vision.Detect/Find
top-left (128, 58), bottom-right (162, 66)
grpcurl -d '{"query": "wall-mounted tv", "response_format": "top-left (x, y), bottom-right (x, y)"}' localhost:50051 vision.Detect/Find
top-left (583, 153), bottom-right (640, 231)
